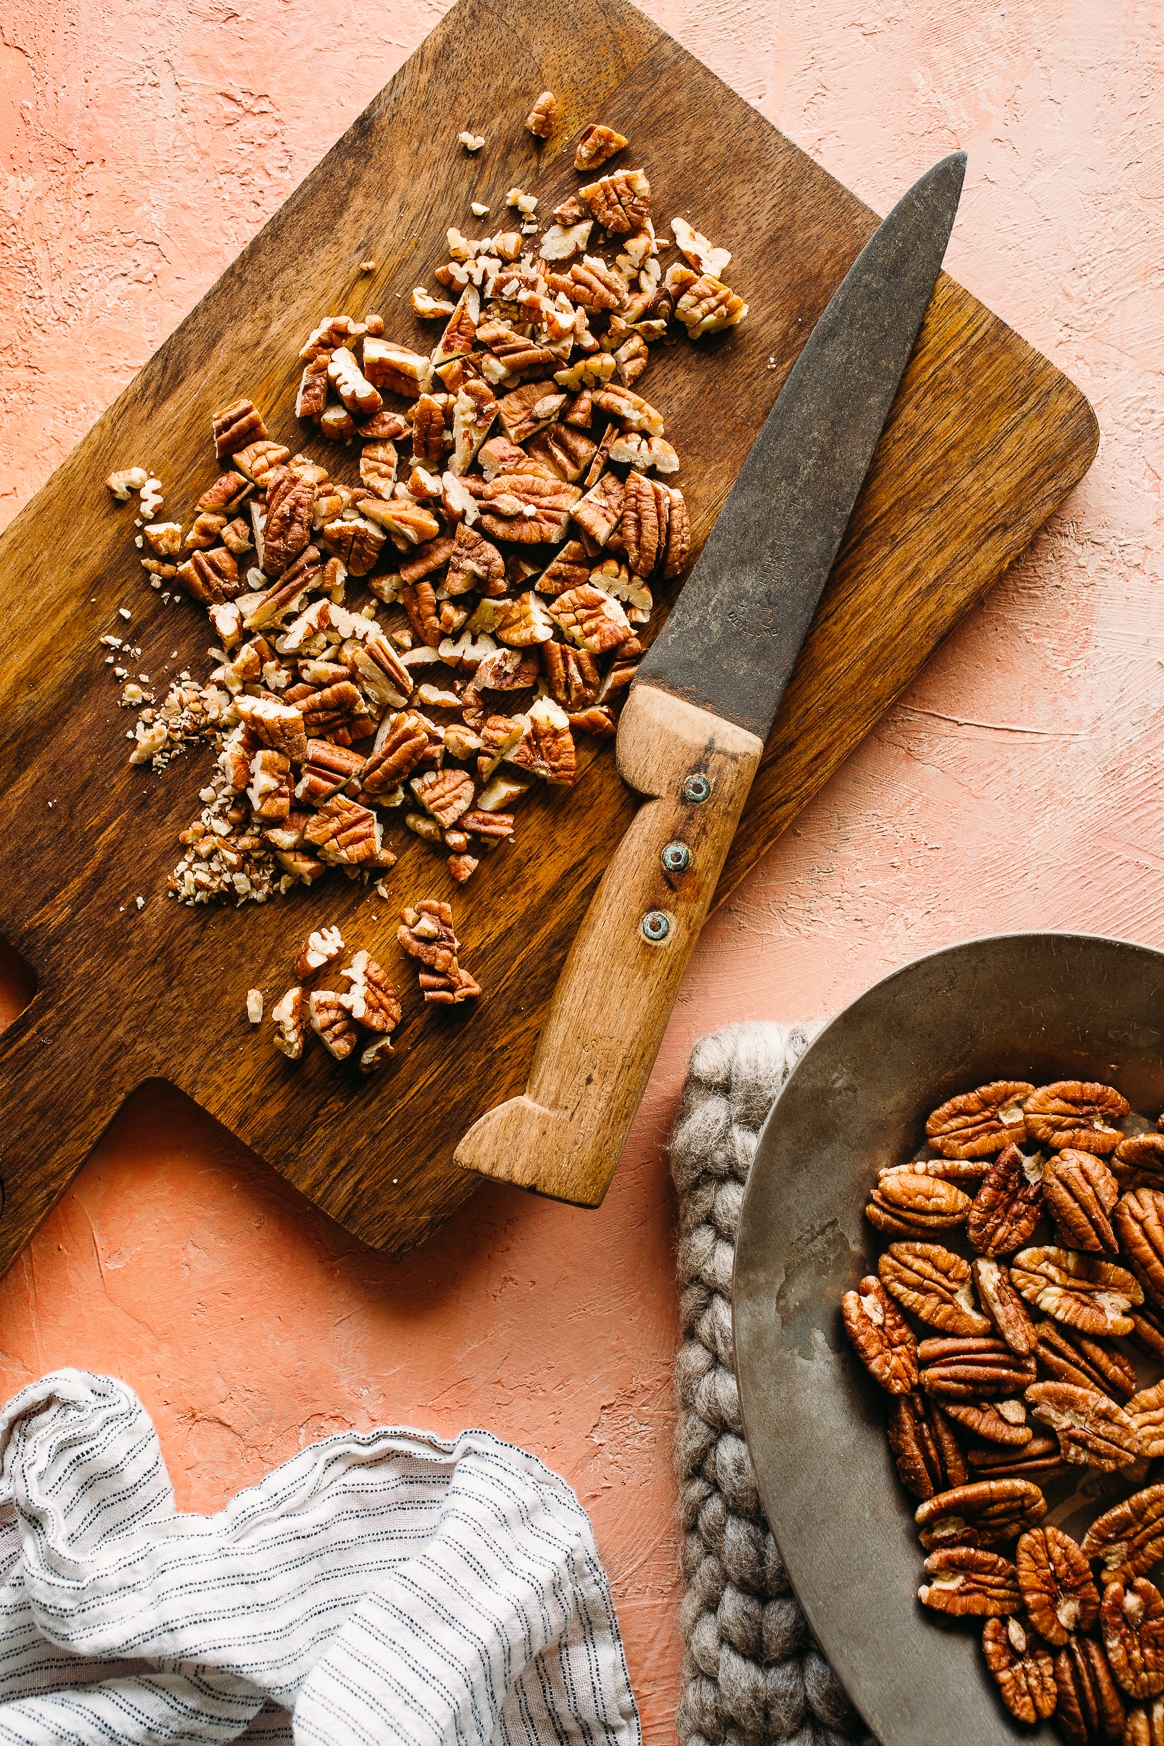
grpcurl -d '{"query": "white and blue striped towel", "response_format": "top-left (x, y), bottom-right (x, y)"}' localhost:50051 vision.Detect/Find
top-left (0, 1369), bottom-right (640, 1745)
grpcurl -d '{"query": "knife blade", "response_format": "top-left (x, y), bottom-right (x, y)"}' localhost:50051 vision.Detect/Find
top-left (455, 151), bottom-right (967, 1207)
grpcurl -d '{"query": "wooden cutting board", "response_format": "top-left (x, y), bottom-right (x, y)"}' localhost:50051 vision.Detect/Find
top-left (0, 0), bottom-right (1096, 1264)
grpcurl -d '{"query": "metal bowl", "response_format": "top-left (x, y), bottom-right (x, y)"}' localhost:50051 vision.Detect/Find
top-left (734, 931), bottom-right (1164, 1746)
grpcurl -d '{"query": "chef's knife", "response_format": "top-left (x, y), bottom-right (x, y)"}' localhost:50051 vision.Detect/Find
top-left (455, 151), bottom-right (967, 1206)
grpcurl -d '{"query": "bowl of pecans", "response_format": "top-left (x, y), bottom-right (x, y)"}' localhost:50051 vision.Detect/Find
top-left (734, 931), bottom-right (1164, 1745)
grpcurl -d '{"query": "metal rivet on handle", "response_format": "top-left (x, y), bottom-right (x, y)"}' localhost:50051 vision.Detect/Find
top-left (661, 842), bottom-right (691, 873)
top-left (641, 910), bottom-right (671, 943)
top-left (682, 773), bottom-right (712, 803)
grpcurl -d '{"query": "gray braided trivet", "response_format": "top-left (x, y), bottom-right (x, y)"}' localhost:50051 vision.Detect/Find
top-left (672, 1020), bottom-right (876, 1746)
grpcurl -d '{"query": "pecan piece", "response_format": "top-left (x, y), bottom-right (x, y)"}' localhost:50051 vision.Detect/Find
top-left (475, 474), bottom-right (582, 545)
top-left (445, 523), bottom-right (505, 596)
top-left (1017, 1524), bottom-right (1099, 1644)
top-left (347, 634), bottom-right (413, 708)
top-left (320, 514), bottom-right (385, 576)
top-left (864, 1171), bottom-right (972, 1237)
top-left (537, 541), bottom-right (593, 599)
top-left (495, 380), bottom-right (567, 443)
top-left (263, 472), bottom-right (316, 578)
top-left (914, 1478), bottom-right (1046, 1551)
top-left (247, 748), bottom-right (291, 821)
top-left (1046, 1149), bottom-right (1120, 1251)
top-left (967, 1434), bottom-right (1066, 1481)
top-left (362, 337), bottom-right (434, 399)
top-left (270, 987), bottom-right (307, 1060)
top-left (1025, 1381), bottom-right (1143, 1470)
top-left (926, 1082), bottom-right (1034, 1157)
top-left (574, 122), bottom-right (627, 170)
top-left (840, 1275), bottom-right (917, 1394)
top-left (411, 767), bottom-right (474, 827)
top-left (233, 438), bottom-right (289, 483)
top-left (402, 580), bottom-right (443, 648)
top-left (1115, 1135), bottom-right (1164, 1194)
top-left (943, 1399), bottom-right (1032, 1446)
top-left (1084, 1489), bottom-right (1164, 1585)
top-left (972, 1258), bottom-right (1038, 1356)
top-left (293, 926), bottom-right (344, 980)
top-left (621, 469), bottom-right (670, 576)
top-left (308, 990), bottom-right (359, 1062)
top-left (525, 89), bottom-right (557, 139)
top-left (1012, 1247), bottom-right (1142, 1336)
top-left (398, 901), bottom-right (480, 1004)
top-left (674, 274), bottom-right (748, 337)
top-left (918, 1336), bottom-right (1036, 1401)
top-left (580, 167), bottom-right (650, 234)
top-left (213, 396), bottom-right (268, 457)
top-left (966, 1142), bottom-right (1045, 1255)
top-left (526, 423), bottom-right (598, 483)
top-left (1035, 1320), bottom-right (1137, 1400)
top-left (541, 641), bottom-right (600, 711)
top-left (508, 697), bottom-right (576, 785)
top-left (494, 592), bottom-right (555, 648)
top-left (1128, 1381), bottom-right (1164, 1459)
top-left (879, 1156), bottom-right (990, 1188)
top-left (411, 393), bottom-right (449, 469)
top-left (303, 795), bottom-right (387, 866)
top-left (1104, 1578), bottom-right (1164, 1700)
top-left (572, 472), bottom-right (626, 546)
top-left (339, 952), bottom-right (401, 1035)
top-left (177, 546), bottom-right (240, 605)
top-left (547, 582), bottom-right (633, 654)
top-left (235, 697), bottom-right (307, 763)
top-left (1132, 1303), bottom-right (1164, 1364)
top-left (1116, 1188), bottom-right (1164, 1308)
top-left (877, 1242), bottom-right (991, 1336)
top-left (982, 1616), bottom-right (1057, 1724)
top-left (1054, 1637), bottom-right (1127, 1745)
top-left (918, 1547), bottom-right (1021, 1616)
top-left (885, 1392), bottom-right (966, 1499)
top-left (1127, 1702), bottom-right (1164, 1746)
top-left (1024, 1080), bottom-right (1130, 1154)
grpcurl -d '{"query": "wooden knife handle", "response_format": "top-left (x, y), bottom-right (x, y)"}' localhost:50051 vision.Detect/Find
top-left (454, 683), bottom-right (764, 1206)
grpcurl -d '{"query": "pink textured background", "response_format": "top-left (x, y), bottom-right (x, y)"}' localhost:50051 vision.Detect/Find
top-left (1, 0), bottom-right (1159, 1734)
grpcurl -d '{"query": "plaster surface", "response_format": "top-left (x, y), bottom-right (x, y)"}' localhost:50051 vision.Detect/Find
top-left (1, 0), bottom-right (1161, 1735)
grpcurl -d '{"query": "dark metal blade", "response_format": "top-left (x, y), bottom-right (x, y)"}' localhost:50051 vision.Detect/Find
top-left (637, 151), bottom-right (966, 740)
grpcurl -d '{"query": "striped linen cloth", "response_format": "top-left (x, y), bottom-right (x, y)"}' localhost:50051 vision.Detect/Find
top-left (0, 1369), bottom-right (640, 1745)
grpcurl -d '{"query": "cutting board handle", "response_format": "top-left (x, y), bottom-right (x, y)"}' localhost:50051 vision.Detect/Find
top-left (454, 683), bottom-right (764, 1206)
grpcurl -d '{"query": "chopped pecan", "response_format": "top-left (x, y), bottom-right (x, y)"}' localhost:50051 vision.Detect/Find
top-left (221, 517), bottom-right (252, 555)
top-left (549, 256), bottom-right (629, 312)
top-left (1025, 1380), bottom-right (1143, 1470)
top-left (494, 381), bottom-right (567, 444)
top-left (144, 521), bottom-right (183, 557)
top-left (461, 809), bottom-right (514, 840)
top-left (982, 1616), bottom-right (1057, 1724)
top-left (347, 634), bottom-right (413, 709)
top-left (246, 748), bottom-right (291, 820)
top-left (235, 697), bottom-right (307, 763)
top-left (476, 714), bottom-right (526, 779)
top-left (359, 440), bottom-right (397, 497)
top-left (1054, 1637), bottom-right (1127, 1745)
top-left (245, 546), bottom-right (323, 628)
top-left (971, 1258), bottom-right (1038, 1355)
top-left (967, 1143), bottom-right (1046, 1255)
top-left (1017, 1524), bottom-right (1099, 1645)
top-left (927, 1080), bottom-right (1033, 1157)
top-left (213, 397), bottom-right (268, 458)
top-left (493, 592), bottom-right (555, 647)
top-left (308, 989), bottom-right (359, 1061)
top-left (364, 499), bottom-right (442, 552)
top-left (1024, 1080), bottom-right (1130, 1154)
top-left (398, 900), bottom-right (481, 1003)
top-left (1046, 1149), bottom-right (1120, 1251)
top-left (864, 1171), bottom-right (972, 1237)
top-left (1125, 1700), bottom-right (1164, 1746)
top-left (1115, 1135), bottom-right (1164, 1193)
top-left (293, 925), bottom-right (345, 980)
top-left (574, 122), bottom-right (627, 170)
top-left (526, 424), bottom-right (598, 483)
top-left (914, 1478), bottom-right (1046, 1551)
top-left (580, 167), bottom-right (650, 234)
top-left (402, 581), bottom-right (443, 648)
top-left (270, 986), bottom-right (307, 1060)
top-left (967, 1435), bottom-right (1065, 1481)
top-left (622, 470), bottom-right (670, 576)
top-left (177, 546), bottom-right (240, 605)
top-left (593, 381), bottom-right (665, 435)
top-left (450, 380), bottom-right (498, 474)
top-left (296, 357), bottom-right (329, 421)
top-left (674, 274), bottom-right (749, 337)
top-left (880, 1156), bottom-right (991, 1188)
top-left (303, 794), bottom-right (387, 865)
top-left (878, 1242), bottom-right (990, 1336)
top-left (339, 952), bottom-right (401, 1034)
top-left (321, 513), bottom-right (385, 576)
top-left (447, 852), bottom-right (479, 883)
top-left (301, 681), bottom-right (367, 741)
top-left (398, 536), bottom-right (456, 585)
top-left (1083, 1488), bottom-right (1164, 1584)
top-left (1128, 1381), bottom-right (1164, 1460)
top-left (840, 1275), bottom-right (917, 1394)
top-left (508, 696), bottom-right (576, 784)
top-left (886, 1392), bottom-right (966, 1499)
top-left (572, 472), bottom-right (626, 547)
top-left (360, 712), bottom-right (430, 798)
top-left (1116, 1188), bottom-right (1164, 1308)
top-left (547, 582), bottom-right (632, 654)
top-left (943, 1399), bottom-right (1031, 1446)
top-left (411, 394), bottom-right (449, 469)
top-left (469, 646), bottom-right (540, 694)
top-left (358, 1035), bottom-right (395, 1074)
top-left (298, 314), bottom-right (366, 361)
top-left (525, 89), bottom-right (556, 138)
top-left (1103, 1578), bottom-right (1164, 1700)
top-left (1011, 1247), bottom-right (1142, 1336)
top-left (919, 1335), bottom-right (1036, 1401)
top-left (197, 470), bottom-right (248, 515)
top-left (918, 1547), bottom-right (1021, 1617)
top-left (539, 220), bottom-right (595, 261)
top-left (412, 767), bottom-right (474, 827)
top-left (541, 640), bottom-right (601, 710)
top-left (233, 438), bottom-right (290, 483)
top-left (432, 287), bottom-right (480, 367)
top-left (1132, 1303), bottom-right (1164, 1364)
top-left (568, 705), bottom-right (616, 736)
top-left (475, 474), bottom-right (582, 545)
top-left (440, 523), bottom-right (503, 598)
top-left (362, 337), bottom-right (434, 398)
top-left (606, 431), bottom-right (680, 474)
top-left (262, 473), bottom-right (316, 577)
top-left (1036, 1319), bottom-right (1137, 1400)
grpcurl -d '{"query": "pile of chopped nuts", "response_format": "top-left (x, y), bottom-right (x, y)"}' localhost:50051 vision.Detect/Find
top-left (104, 95), bottom-right (749, 908)
top-left (846, 1077), bottom-right (1164, 1737)
top-left (252, 897), bottom-right (480, 1074)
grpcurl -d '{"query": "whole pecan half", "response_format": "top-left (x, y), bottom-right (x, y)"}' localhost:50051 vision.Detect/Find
top-left (1024, 1080), bottom-right (1130, 1155)
top-left (1116, 1188), bottom-right (1164, 1309)
top-left (840, 1276), bottom-right (917, 1394)
top-left (972, 1258), bottom-right (1038, 1356)
top-left (1016, 1524), bottom-right (1099, 1645)
top-left (967, 1143), bottom-right (1045, 1255)
top-left (918, 1335), bottom-right (1037, 1401)
top-left (1045, 1149), bottom-right (1120, 1252)
top-left (1083, 1489), bottom-right (1164, 1586)
top-left (982, 1616), bottom-right (1057, 1724)
top-left (1036, 1319), bottom-right (1137, 1400)
top-left (968, 1434), bottom-right (1065, 1482)
top-left (864, 1172), bottom-right (971, 1238)
top-left (918, 1546), bottom-right (1021, 1616)
top-left (886, 1393), bottom-right (967, 1499)
top-left (1114, 1135), bottom-right (1164, 1194)
top-left (1054, 1636), bottom-right (1127, 1745)
top-left (1011, 1246), bottom-right (1142, 1337)
top-left (878, 1242), bottom-right (991, 1336)
top-left (1125, 1699), bottom-right (1164, 1746)
top-left (944, 1399), bottom-right (1031, 1446)
top-left (1103, 1578), bottom-right (1164, 1700)
top-left (1129, 1381), bottom-right (1164, 1460)
top-left (914, 1478), bottom-right (1046, 1551)
top-left (1025, 1380), bottom-right (1143, 1470)
top-left (926, 1080), bottom-right (1033, 1158)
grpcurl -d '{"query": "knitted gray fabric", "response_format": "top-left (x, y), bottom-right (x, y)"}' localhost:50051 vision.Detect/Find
top-left (672, 1020), bottom-right (875, 1746)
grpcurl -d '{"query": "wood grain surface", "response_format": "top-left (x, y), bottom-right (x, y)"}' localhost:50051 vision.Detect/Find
top-left (0, 0), bottom-right (1098, 1263)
